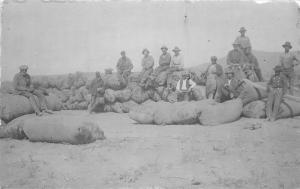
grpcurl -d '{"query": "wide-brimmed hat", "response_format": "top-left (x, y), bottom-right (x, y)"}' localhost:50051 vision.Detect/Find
top-left (172, 46), bottom-right (181, 52)
top-left (161, 45), bottom-right (168, 50)
top-left (273, 65), bottom-right (282, 72)
top-left (239, 27), bottom-right (247, 32)
top-left (142, 48), bottom-right (150, 54)
top-left (282, 41), bottom-right (292, 49)
top-left (211, 56), bottom-right (217, 61)
top-left (19, 65), bottom-right (28, 70)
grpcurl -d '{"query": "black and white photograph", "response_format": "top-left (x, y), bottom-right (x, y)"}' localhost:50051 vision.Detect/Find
top-left (0, 0), bottom-right (300, 188)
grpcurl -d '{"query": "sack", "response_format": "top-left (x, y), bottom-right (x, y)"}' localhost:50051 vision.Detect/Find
top-left (129, 106), bottom-right (155, 124)
top-left (198, 99), bottom-right (243, 126)
top-left (121, 100), bottom-right (139, 113)
top-left (238, 79), bottom-right (267, 105)
top-left (104, 89), bottom-right (116, 103)
top-left (148, 90), bottom-right (161, 102)
top-left (129, 84), bottom-right (150, 104)
top-left (103, 73), bottom-right (126, 90)
top-left (156, 71), bottom-right (169, 86)
top-left (111, 102), bottom-right (124, 113)
top-left (115, 89), bottom-right (132, 103)
top-left (0, 93), bottom-right (62, 123)
top-left (167, 91), bottom-right (178, 103)
top-left (242, 100), bottom-right (266, 118)
top-left (191, 86), bottom-right (206, 101)
top-left (1, 114), bottom-right (105, 144)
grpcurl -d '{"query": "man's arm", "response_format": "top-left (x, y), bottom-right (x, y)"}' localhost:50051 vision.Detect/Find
top-left (189, 79), bottom-right (196, 90)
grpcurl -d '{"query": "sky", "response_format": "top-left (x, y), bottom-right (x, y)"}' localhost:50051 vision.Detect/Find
top-left (1, 0), bottom-right (300, 80)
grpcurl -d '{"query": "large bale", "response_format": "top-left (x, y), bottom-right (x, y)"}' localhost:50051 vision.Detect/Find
top-left (0, 81), bottom-right (14, 93)
top-left (191, 85), bottom-right (206, 101)
top-left (198, 99), bottom-right (243, 126)
top-left (104, 89), bottom-right (116, 103)
top-left (121, 100), bottom-right (139, 113)
top-left (167, 91), bottom-right (178, 103)
top-left (238, 79), bottom-right (267, 105)
top-left (31, 76), bottom-right (50, 89)
top-left (73, 72), bottom-right (87, 89)
top-left (0, 93), bottom-right (62, 123)
top-left (103, 73), bottom-right (126, 90)
top-left (242, 97), bottom-right (300, 119)
top-left (128, 106), bottom-right (155, 124)
top-left (155, 71), bottom-right (169, 86)
top-left (242, 100), bottom-right (266, 118)
top-left (1, 114), bottom-right (105, 144)
top-left (111, 102), bottom-right (124, 113)
top-left (115, 89), bottom-right (132, 103)
top-left (129, 84), bottom-right (150, 104)
top-left (148, 90), bottom-right (161, 102)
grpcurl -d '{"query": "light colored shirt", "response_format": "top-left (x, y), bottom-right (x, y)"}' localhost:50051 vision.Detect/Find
top-left (141, 55), bottom-right (154, 70)
top-left (234, 36), bottom-right (251, 49)
top-left (159, 53), bottom-right (171, 66)
top-left (280, 51), bottom-right (299, 69)
top-left (176, 79), bottom-right (196, 91)
top-left (170, 54), bottom-right (184, 69)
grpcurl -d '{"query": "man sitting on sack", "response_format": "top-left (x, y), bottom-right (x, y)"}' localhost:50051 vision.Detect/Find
top-left (175, 71), bottom-right (196, 101)
top-left (13, 65), bottom-right (53, 116)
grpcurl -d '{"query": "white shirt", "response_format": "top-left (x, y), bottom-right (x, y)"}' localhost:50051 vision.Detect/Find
top-left (176, 79), bottom-right (196, 91)
top-left (170, 54), bottom-right (184, 69)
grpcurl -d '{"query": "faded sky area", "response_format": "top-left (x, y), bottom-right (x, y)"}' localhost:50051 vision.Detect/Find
top-left (1, 0), bottom-right (300, 80)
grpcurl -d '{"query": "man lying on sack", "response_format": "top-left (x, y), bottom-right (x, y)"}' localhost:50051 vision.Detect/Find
top-left (13, 65), bottom-right (53, 116)
top-left (175, 71), bottom-right (196, 101)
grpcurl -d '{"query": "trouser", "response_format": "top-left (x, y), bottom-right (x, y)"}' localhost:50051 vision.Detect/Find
top-left (140, 68), bottom-right (153, 84)
top-left (254, 67), bottom-right (263, 81)
top-left (281, 70), bottom-right (294, 95)
top-left (152, 65), bottom-right (170, 77)
top-left (17, 90), bottom-right (48, 114)
top-left (89, 95), bottom-right (104, 113)
top-left (266, 88), bottom-right (284, 121)
top-left (177, 91), bottom-right (191, 101)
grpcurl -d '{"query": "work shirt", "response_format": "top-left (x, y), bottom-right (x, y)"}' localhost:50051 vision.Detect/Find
top-left (141, 55), bottom-right (154, 70)
top-left (170, 54), bottom-right (184, 69)
top-left (13, 72), bottom-right (31, 91)
top-left (206, 63), bottom-right (223, 78)
top-left (279, 51), bottom-right (299, 70)
top-left (268, 74), bottom-right (285, 89)
top-left (226, 49), bottom-right (247, 65)
top-left (89, 77), bottom-right (105, 96)
top-left (234, 36), bottom-right (251, 49)
top-left (159, 53), bottom-right (171, 66)
top-left (116, 57), bottom-right (133, 73)
top-left (176, 78), bottom-right (196, 92)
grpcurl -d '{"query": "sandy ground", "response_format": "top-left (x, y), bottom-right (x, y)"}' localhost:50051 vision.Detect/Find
top-left (0, 111), bottom-right (300, 189)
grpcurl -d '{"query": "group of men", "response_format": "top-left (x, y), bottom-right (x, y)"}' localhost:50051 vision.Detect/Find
top-left (12, 27), bottom-right (299, 121)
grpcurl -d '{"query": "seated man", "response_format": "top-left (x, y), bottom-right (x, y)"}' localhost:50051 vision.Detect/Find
top-left (88, 71), bottom-right (106, 113)
top-left (226, 41), bottom-right (247, 80)
top-left (220, 68), bottom-right (244, 102)
top-left (152, 45), bottom-right (171, 77)
top-left (116, 51), bottom-right (133, 81)
top-left (175, 71), bottom-right (196, 101)
top-left (13, 65), bottom-right (53, 116)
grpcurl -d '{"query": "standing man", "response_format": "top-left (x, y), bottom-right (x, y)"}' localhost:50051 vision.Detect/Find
top-left (244, 47), bottom-right (263, 81)
top-left (279, 41), bottom-right (300, 95)
top-left (205, 56), bottom-right (224, 102)
top-left (176, 71), bottom-right (196, 101)
top-left (13, 65), bottom-right (53, 116)
top-left (266, 65), bottom-right (287, 121)
top-left (116, 51), bottom-right (133, 81)
top-left (152, 45), bottom-right (171, 77)
top-left (234, 27), bottom-right (252, 54)
top-left (139, 48), bottom-right (154, 88)
top-left (226, 41), bottom-right (247, 80)
top-left (88, 72), bottom-right (105, 113)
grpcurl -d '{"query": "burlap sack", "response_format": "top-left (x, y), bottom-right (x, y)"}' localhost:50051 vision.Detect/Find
top-left (0, 93), bottom-right (62, 123)
top-left (156, 71), bottom-right (169, 86)
top-left (129, 106), bottom-right (155, 124)
top-left (1, 114), bottom-right (105, 144)
top-left (238, 79), bottom-right (267, 105)
top-left (104, 89), bottom-right (116, 103)
top-left (167, 91), bottom-right (178, 103)
top-left (103, 73), bottom-right (126, 90)
top-left (111, 102), bottom-right (124, 113)
top-left (242, 100), bottom-right (266, 118)
top-left (148, 90), bottom-right (161, 102)
top-left (121, 100), bottom-right (139, 113)
top-left (115, 89), bottom-right (132, 103)
top-left (129, 84), bottom-right (150, 104)
top-left (198, 99), bottom-right (243, 126)
top-left (191, 86), bottom-right (206, 101)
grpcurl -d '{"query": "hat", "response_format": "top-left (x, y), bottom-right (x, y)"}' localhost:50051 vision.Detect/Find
top-left (19, 65), bottom-right (28, 70)
top-left (273, 65), bottom-right (282, 72)
top-left (161, 45), bottom-right (168, 50)
top-left (172, 46), bottom-right (181, 52)
top-left (225, 68), bottom-right (234, 74)
top-left (239, 27), bottom-right (247, 32)
top-left (282, 41), bottom-right (292, 49)
top-left (142, 48), bottom-right (149, 54)
top-left (211, 56), bottom-right (217, 61)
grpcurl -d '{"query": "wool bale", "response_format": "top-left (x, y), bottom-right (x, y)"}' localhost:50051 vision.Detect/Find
top-left (111, 102), bottom-right (124, 113)
top-left (128, 72), bottom-right (141, 83)
top-left (76, 101), bottom-right (89, 110)
top-left (148, 90), bottom-right (161, 102)
top-left (0, 81), bottom-right (14, 93)
top-left (167, 91), bottom-right (178, 103)
top-left (104, 104), bottom-right (113, 112)
top-left (128, 105), bottom-right (155, 124)
top-left (0, 93), bottom-right (62, 123)
top-left (3, 114), bottom-right (105, 144)
top-left (129, 84), bottom-right (150, 104)
top-left (104, 89), bottom-right (116, 103)
top-left (115, 89), bottom-right (132, 103)
top-left (242, 100), bottom-right (266, 118)
top-left (103, 73), bottom-right (126, 90)
top-left (156, 71), bottom-right (169, 86)
top-left (156, 86), bottom-right (165, 97)
top-left (198, 99), bottom-right (243, 126)
top-left (238, 79), bottom-right (267, 105)
top-left (191, 86), bottom-right (206, 101)
top-left (31, 76), bottom-right (50, 89)
top-left (161, 88), bottom-right (170, 101)
top-left (121, 100), bottom-right (139, 113)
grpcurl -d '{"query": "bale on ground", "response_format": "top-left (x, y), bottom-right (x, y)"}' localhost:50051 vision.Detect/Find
top-left (111, 102), bottom-right (124, 113)
top-left (155, 71), bottom-right (169, 86)
top-left (0, 93), bottom-right (62, 123)
top-left (104, 89), bottom-right (116, 103)
top-left (121, 100), bottom-right (139, 113)
top-left (191, 85), bottom-right (206, 101)
top-left (103, 73), bottom-right (126, 90)
top-left (167, 91), bottom-right (178, 103)
top-left (238, 79), bottom-right (267, 105)
top-left (198, 99), bottom-right (243, 126)
top-left (128, 106), bottom-right (155, 124)
top-left (129, 83), bottom-right (150, 104)
top-left (242, 100), bottom-right (266, 118)
top-left (148, 90), bottom-right (161, 102)
top-left (115, 89), bottom-right (132, 102)
top-left (1, 114), bottom-right (105, 144)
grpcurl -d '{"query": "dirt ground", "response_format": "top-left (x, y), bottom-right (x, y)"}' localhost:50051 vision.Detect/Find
top-left (0, 111), bottom-right (300, 189)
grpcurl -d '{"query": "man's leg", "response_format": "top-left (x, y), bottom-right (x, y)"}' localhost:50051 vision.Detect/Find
top-left (89, 95), bottom-right (96, 113)
top-left (266, 90), bottom-right (274, 121)
top-left (270, 89), bottom-right (283, 121)
top-left (33, 90), bottom-right (49, 111)
top-left (19, 91), bottom-right (42, 115)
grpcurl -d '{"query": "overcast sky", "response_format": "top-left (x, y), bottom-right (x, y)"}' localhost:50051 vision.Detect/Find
top-left (1, 0), bottom-right (300, 80)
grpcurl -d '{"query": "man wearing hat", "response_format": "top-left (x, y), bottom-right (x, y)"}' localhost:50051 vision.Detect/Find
top-left (266, 65), bottom-right (287, 121)
top-left (220, 68), bottom-right (244, 102)
top-left (116, 51), bottom-right (133, 81)
top-left (234, 27), bottom-right (252, 54)
top-left (88, 71), bottom-right (105, 113)
top-left (169, 46), bottom-right (184, 72)
top-left (151, 45), bottom-right (171, 77)
top-left (204, 56), bottom-right (224, 102)
top-left (279, 41), bottom-right (300, 95)
top-left (175, 70), bottom-right (196, 101)
top-left (13, 65), bottom-right (53, 116)
top-left (139, 48), bottom-right (154, 88)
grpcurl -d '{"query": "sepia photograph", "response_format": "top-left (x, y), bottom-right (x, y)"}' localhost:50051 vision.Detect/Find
top-left (0, 0), bottom-right (300, 188)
